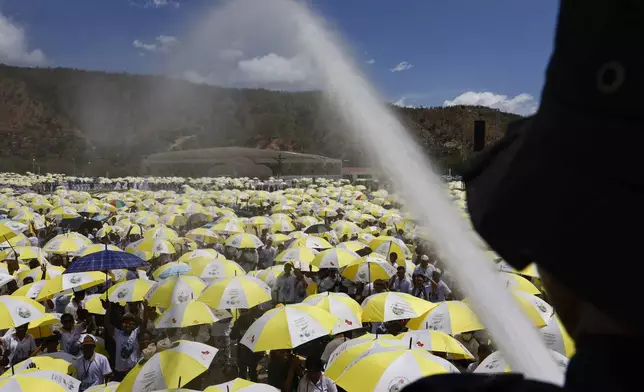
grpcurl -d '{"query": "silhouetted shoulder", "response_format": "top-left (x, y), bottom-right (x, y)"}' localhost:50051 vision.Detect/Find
top-left (402, 374), bottom-right (563, 392)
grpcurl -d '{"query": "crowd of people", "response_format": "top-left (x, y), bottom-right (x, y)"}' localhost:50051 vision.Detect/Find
top-left (0, 174), bottom-right (566, 392)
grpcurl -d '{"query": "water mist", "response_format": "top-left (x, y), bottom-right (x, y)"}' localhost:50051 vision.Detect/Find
top-left (281, 0), bottom-right (563, 384)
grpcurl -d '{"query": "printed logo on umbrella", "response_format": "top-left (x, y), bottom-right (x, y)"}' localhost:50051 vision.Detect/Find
top-left (250, 335), bottom-right (255, 343)
top-left (15, 307), bottom-right (31, 319)
top-left (387, 377), bottom-right (410, 392)
top-left (416, 341), bottom-right (424, 348)
top-left (68, 275), bottom-right (82, 284)
top-left (117, 288), bottom-right (129, 299)
top-left (344, 319), bottom-right (353, 326)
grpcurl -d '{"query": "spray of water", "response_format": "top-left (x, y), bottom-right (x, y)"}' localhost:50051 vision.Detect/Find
top-left (278, 0), bottom-right (563, 384)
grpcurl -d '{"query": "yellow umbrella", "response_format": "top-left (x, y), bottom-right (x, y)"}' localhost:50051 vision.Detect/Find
top-left (540, 314), bottom-right (575, 358)
top-left (361, 292), bottom-right (434, 322)
top-left (240, 304), bottom-right (337, 352)
top-left (474, 349), bottom-right (568, 374)
top-left (274, 246), bottom-right (317, 264)
top-left (342, 257), bottom-right (397, 283)
top-left (116, 340), bottom-right (217, 392)
top-left (185, 228), bottom-right (220, 244)
top-left (152, 262), bottom-right (192, 280)
top-left (0, 370), bottom-right (81, 392)
top-left (144, 225), bottom-right (179, 240)
top-left (368, 236), bottom-right (410, 264)
top-left (42, 233), bottom-right (91, 254)
top-left (407, 301), bottom-right (485, 335)
top-left (199, 276), bottom-right (271, 309)
top-left (187, 259), bottom-right (245, 280)
top-left (303, 292), bottom-right (362, 334)
top-left (85, 382), bottom-right (120, 392)
top-left (225, 233), bottom-right (263, 249)
top-left (82, 294), bottom-right (107, 315)
top-left (106, 279), bottom-right (155, 303)
top-left (333, 347), bottom-right (458, 391)
top-left (0, 295), bottom-right (47, 329)
top-left (248, 216), bottom-right (273, 229)
top-left (155, 300), bottom-right (231, 328)
top-left (204, 378), bottom-right (278, 392)
top-left (312, 248), bottom-right (361, 269)
top-left (75, 244), bottom-right (121, 257)
top-left (395, 330), bottom-right (474, 359)
top-left (499, 272), bottom-right (541, 295)
top-left (16, 266), bottom-right (65, 284)
top-left (497, 260), bottom-right (540, 279)
top-left (146, 276), bottom-right (207, 308)
top-left (324, 336), bottom-right (404, 379)
top-left (0, 246), bottom-right (47, 263)
top-left (271, 220), bottom-right (295, 233)
top-left (289, 236), bottom-right (332, 250)
top-left (178, 249), bottom-right (225, 263)
top-left (128, 237), bottom-right (176, 255)
top-left (35, 271), bottom-right (109, 301)
top-left (1, 356), bottom-right (73, 377)
top-left (12, 280), bottom-right (47, 299)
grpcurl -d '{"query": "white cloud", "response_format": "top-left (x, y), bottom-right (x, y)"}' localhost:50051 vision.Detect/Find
top-left (393, 97), bottom-right (417, 108)
top-left (0, 13), bottom-right (46, 66)
top-left (219, 49), bottom-right (244, 61)
top-left (390, 61), bottom-right (413, 72)
top-left (131, 0), bottom-right (181, 8)
top-left (133, 35), bottom-right (179, 53)
top-left (443, 91), bottom-right (538, 115)
top-left (365, 58), bottom-right (375, 65)
top-left (237, 53), bottom-right (313, 84)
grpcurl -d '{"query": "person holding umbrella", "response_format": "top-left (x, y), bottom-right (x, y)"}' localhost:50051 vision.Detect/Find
top-left (75, 334), bottom-right (112, 391)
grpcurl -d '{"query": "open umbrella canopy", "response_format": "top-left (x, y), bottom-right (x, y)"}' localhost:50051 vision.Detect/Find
top-left (65, 250), bottom-right (147, 273)
top-left (240, 304), bottom-right (337, 352)
top-left (198, 276), bottom-right (271, 309)
top-left (0, 295), bottom-right (47, 329)
top-left (0, 370), bottom-right (81, 392)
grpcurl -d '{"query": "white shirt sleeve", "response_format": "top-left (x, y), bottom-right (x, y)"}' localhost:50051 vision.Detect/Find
top-left (325, 376), bottom-right (338, 392)
top-left (28, 336), bottom-right (36, 352)
top-left (100, 355), bottom-right (112, 376)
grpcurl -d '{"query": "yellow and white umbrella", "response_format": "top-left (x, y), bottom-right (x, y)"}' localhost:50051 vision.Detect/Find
top-left (395, 330), bottom-right (474, 359)
top-left (271, 220), bottom-right (295, 233)
top-left (35, 272), bottom-right (109, 301)
top-left (106, 279), bottom-right (155, 303)
top-left (144, 225), bottom-right (179, 240)
top-left (75, 244), bottom-right (121, 257)
top-left (1, 356), bottom-right (73, 377)
top-left (497, 260), bottom-right (540, 279)
top-left (185, 228), bottom-right (220, 244)
top-left (155, 300), bottom-right (231, 329)
top-left (205, 378), bottom-right (279, 392)
top-left (128, 238), bottom-right (176, 255)
top-left (0, 370), bottom-right (81, 392)
top-left (512, 290), bottom-right (554, 328)
top-left (274, 246), bottom-right (317, 264)
top-left (368, 236), bottom-right (410, 263)
top-left (248, 216), bottom-right (273, 229)
top-left (86, 382), bottom-right (120, 392)
top-left (0, 296), bottom-right (47, 329)
top-left (43, 233), bottom-right (92, 254)
top-left (178, 249), bottom-right (225, 263)
top-left (312, 248), bottom-right (361, 269)
top-left (361, 292), bottom-right (434, 322)
top-left (540, 314), bottom-right (575, 358)
top-left (333, 346), bottom-right (459, 391)
top-left (16, 266), bottom-right (65, 285)
top-left (82, 294), bottom-right (106, 315)
top-left (199, 276), bottom-right (271, 309)
top-left (0, 220), bottom-right (27, 242)
top-left (499, 272), bottom-right (541, 295)
top-left (303, 292), bottom-right (362, 334)
top-left (0, 246), bottom-right (47, 263)
top-left (12, 280), bottom-right (47, 299)
top-left (47, 206), bottom-right (80, 220)
top-left (289, 236), bottom-right (332, 250)
top-left (210, 220), bottom-right (244, 234)
top-left (324, 336), bottom-right (405, 379)
top-left (225, 233), bottom-right (263, 249)
top-left (250, 265), bottom-right (284, 289)
top-left (240, 304), bottom-right (337, 352)
top-left (116, 340), bottom-right (218, 392)
top-left (187, 259), bottom-right (245, 280)
top-left (337, 240), bottom-right (369, 253)
top-left (146, 276), bottom-right (207, 308)
top-left (474, 349), bottom-right (568, 374)
top-left (332, 220), bottom-right (362, 238)
top-left (342, 258), bottom-right (397, 283)
top-left (407, 301), bottom-right (485, 335)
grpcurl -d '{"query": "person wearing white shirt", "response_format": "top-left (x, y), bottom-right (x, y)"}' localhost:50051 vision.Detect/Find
top-left (75, 335), bottom-right (112, 391)
top-left (413, 255), bottom-right (435, 283)
top-left (297, 356), bottom-right (337, 392)
top-left (258, 238), bottom-right (277, 269)
top-left (389, 266), bottom-right (412, 293)
top-left (58, 313), bottom-right (87, 355)
top-left (275, 263), bottom-right (297, 304)
top-left (0, 324), bottom-right (36, 367)
top-left (65, 290), bottom-right (86, 321)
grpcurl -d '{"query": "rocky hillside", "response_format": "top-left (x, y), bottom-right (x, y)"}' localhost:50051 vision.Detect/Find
top-left (0, 64), bottom-right (520, 176)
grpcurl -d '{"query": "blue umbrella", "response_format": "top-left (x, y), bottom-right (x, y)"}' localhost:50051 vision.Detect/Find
top-left (64, 250), bottom-right (148, 273)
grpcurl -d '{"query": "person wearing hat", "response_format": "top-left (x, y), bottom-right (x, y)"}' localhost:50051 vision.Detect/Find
top-left (75, 334), bottom-right (112, 392)
top-left (413, 254), bottom-right (435, 283)
top-left (406, 1), bottom-right (643, 391)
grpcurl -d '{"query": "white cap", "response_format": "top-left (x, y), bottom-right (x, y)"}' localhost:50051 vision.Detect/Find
top-left (420, 255), bottom-right (429, 261)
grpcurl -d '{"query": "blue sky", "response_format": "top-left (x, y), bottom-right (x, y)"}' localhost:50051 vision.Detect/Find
top-left (0, 0), bottom-right (558, 114)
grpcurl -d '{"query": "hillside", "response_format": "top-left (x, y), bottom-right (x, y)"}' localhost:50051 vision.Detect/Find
top-left (0, 64), bottom-right (520, 176)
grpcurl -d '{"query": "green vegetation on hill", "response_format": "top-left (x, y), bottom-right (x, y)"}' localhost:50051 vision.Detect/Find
top-left (0, 64), bottom-right (520, 176)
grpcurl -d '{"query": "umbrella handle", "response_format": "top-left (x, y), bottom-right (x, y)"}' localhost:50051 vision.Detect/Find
top-left (178, 376), bottom-right (182, 388)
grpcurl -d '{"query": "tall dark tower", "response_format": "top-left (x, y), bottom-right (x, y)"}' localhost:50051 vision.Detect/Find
top-left (473, 120), bottom-right (486, 152)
